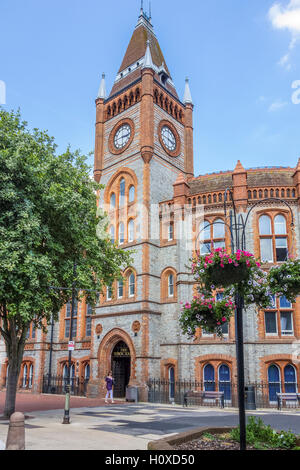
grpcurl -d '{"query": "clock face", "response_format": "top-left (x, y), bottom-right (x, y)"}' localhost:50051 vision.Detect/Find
top-left (114, 124), bottom-right (131, 150)
top-left (161, 125), bottom-right (176, 152)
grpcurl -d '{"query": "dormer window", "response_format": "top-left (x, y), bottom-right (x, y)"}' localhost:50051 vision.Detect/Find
top-left (160, 72), bottom-right (168, 85)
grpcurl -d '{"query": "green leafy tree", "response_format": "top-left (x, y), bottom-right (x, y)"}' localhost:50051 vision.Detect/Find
top-left (0, 109), bottom-right (131, 417)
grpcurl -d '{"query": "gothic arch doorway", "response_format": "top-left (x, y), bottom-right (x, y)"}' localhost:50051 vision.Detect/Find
top-left (111, 341), bottom-right (131, 398)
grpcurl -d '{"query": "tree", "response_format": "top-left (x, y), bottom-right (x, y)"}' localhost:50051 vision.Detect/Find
top-left (0, 109), bottom-right (131, 417)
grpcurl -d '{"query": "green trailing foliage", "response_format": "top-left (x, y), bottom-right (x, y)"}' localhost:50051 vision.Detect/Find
top-left (268, 259), bottom-right (300, 303)
top-left (230, 416), bottom-right (297, 450)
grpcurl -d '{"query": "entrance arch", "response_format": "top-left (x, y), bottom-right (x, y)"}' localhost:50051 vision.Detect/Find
top-left (111, 341), bottom-right (131, 397)
top-left (97, 328), bottom-right (136, 397)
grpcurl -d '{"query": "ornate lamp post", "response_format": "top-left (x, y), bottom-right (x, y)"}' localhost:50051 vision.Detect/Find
top-left (48, 262), bottom-right (100, 424)
top-left (223, 190), bottom-right (295, 450)
top-left (195, 191), bottom-right (295, 450)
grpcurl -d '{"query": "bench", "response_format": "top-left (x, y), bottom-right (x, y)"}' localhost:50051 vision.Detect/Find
top-left (183, 390), bottom-right (225, 408)
top-left (277, 393), bottom-right (300, 410)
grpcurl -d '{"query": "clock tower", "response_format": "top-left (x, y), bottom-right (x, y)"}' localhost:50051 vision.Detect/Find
top-left (91, 7), bottom-right (194, 398)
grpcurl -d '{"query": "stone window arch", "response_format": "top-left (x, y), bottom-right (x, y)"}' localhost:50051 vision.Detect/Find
top-left (161, 268), bottom-right (177, 302)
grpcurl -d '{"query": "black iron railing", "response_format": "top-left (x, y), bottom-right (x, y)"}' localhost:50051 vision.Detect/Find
top-left (147, 379), bottom-right (300, 409)
top-left (42, 375), bottom-right (89, 397)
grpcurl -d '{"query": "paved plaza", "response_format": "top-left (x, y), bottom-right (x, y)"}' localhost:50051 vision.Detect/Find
top-left (0, 392), bottom-right (300, 450)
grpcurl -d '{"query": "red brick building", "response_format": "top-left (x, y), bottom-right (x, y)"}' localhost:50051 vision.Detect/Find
top-left (1, 7), bottom-right (299, 403)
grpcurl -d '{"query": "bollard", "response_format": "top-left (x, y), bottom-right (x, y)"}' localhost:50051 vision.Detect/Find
top-left (5, 412), bottom-right (25, 450)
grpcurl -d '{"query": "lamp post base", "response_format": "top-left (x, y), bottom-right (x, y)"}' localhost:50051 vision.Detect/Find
top-left (62, 391), bottom-right (70, 424)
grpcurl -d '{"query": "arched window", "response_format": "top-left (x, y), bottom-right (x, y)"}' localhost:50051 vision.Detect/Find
top-left (119, 222), bottom-right (124, 245)
top-left (169, 367), bottom-right (175, 401)
top-left (84, 363), bottom-right (90, 381)
top-left (129, 185), bottom-right (135, 203)
top-left (168, 274), bottom-right (174, 297)
top-left (119, 178), bottom-right (125, 207)
top-left (203, 364), bottom-right (215, 391)
top-left (85, 304), bottom-right (92, 337)
top-left (22, 364), bottom-right (28, 388)
top-left (107, 284), bottom-right (112, 301)
top-left (128, 219), bottom-right (134, 243)
top-left (268, 364), bottom-right (281, 402)
top-left (168, 222), bottom-right (174, 241)
top-left (199, 218), bottom-right (225, 253)
top-left (110, 193), bottom-right (116, 209)
top-left (284, 365), bottom-right (297, 393)
top-left (118, 279), bottom-right (124, 299)
top-left (274, 215), bottom-right (287, 234)
top-left (199, 220), bottom-right (211, 254)
top-left (128, 272), bottom-right (135, 297)
top-left (259, 214), bottom-right (288, 263)
top-left (218, 364), bottom-right (231, 400)
top-left (213, 218), bottom-right (225, 248)
top-left (29, 364), bottom-right (33, 389)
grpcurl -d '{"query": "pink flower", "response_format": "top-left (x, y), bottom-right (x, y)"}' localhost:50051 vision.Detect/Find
top-left (208, 304), bottom-right (213, 309)
top-left (222, 317), bottom-right (227, 322)
top-left (217, 322), bottom-right (221, 325)
top-left (228, 258), bottom-right (233, 264)
top-left (220, 264), bottom-right (224, 268)
top-left (185, 303), bottom-right (191, 309)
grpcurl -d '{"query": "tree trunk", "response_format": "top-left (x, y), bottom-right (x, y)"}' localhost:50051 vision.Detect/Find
top-left (2, 324), bottom-right (26, 419)
top-left (3, 362), bottom-right (20, 418)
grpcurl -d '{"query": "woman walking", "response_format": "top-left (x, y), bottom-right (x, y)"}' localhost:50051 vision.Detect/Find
top-left (105, 371), bottom-right (114, 403)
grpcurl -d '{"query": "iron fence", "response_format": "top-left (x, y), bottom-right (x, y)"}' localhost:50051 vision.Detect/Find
top-left (42, 375), bottom-right (89, 397)
top-left (147, 379), bottom-right (300, 410)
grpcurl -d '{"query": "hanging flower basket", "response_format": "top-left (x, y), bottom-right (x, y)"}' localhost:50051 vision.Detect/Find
top-left (226, 268), bottom-right (273, 309)
top-left (192, 248), bottom-right (262, 289)
top-left (179, 295), bottom-right (235, 338)
top-left (268, 259), bottom-right (300, 303)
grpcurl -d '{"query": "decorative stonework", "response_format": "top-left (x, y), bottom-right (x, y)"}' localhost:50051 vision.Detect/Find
top-left (95, 324), bottom-right (103, 335)
top-left (132, 321), bottom-right (141, 333)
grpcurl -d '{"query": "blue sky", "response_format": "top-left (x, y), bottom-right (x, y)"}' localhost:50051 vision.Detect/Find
top-left (1, 0), bottom-right (300, 176)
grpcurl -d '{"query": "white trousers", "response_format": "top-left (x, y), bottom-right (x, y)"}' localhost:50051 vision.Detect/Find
top-left (105, 390), bottom-right (113, 400)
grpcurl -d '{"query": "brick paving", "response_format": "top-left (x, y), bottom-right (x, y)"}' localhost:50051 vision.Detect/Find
top-left (0, 391), bottom-right (125, 415)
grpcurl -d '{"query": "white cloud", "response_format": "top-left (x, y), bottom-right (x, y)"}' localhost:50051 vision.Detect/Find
top-left (268, 100), bottom-right (288, 111)
top-left (268, 0), bottom-right (300, 68)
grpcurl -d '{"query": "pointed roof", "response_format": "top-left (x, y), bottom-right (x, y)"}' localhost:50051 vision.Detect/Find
top-left (173, 172), bottom-right (186, 185)
top-left (233, 160), bottom-right (246, 174)
top-left (108, 10), bottom-right (179, 100)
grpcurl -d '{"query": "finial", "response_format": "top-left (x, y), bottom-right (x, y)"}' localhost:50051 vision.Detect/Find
top-left (183, 77), bottom-right (193, 104)
top-left (149, 1), bottom-right (152, 19)
top-left (97, 73), bottom-right (106, 99)
top-left (143, 39), bottom-right (154, 69)
top-left (141, 0), bottom-right (144, 12)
